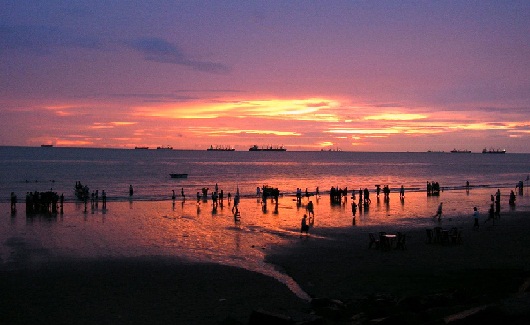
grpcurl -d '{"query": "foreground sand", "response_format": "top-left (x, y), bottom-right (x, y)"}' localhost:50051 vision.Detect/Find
top-left (266, 210), bottom-right (530, 323)
top-left (2, 210), bottom-right (530, 324)
top-left (0, 257), bottom-right (307, 324)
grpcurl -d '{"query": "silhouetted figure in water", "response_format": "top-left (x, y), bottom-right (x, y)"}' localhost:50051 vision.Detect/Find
top-left (516, 180), bottom-right (524, 195)
top-left (364, 188), bottom-right (371, 206)
top-left (306, 200), bottom-right (314, 217)
top-left (495, 189), bottom-right (501, 217)
top-left (212, 191), bottom-right (218, 208)
top-left (129, 185), bottom-right (133, 197)
top-left (60, 193), bottom-right (64, 213)
top-left (301, 214), bottom-right (309, 235)
top-left (509, 190), bottom-right (516, 206)
top-left (10, 192), bottom-right (17, 214)
top-left (172, 190), bottom-right (176, 201)
top-left (202, 187), bottom-right (209, 200)
top-left (351, 201), bottom-right (357, 225)
top-left (376, 185), bottom-right (381, 198)
top-left (233, 206), bottom-right (240, 222)
top-left (383, 185), bottom-right (390, 200)
top-left (400, 185), bottom-right (405, 199)
top-left (101, 190), bottom-right (106, 209)
top-left (296, 188), bottom-right (302, 204)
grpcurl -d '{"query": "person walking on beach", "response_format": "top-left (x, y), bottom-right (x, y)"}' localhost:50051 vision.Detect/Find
top-left (129, 185), bottom-right (133, 197)
top-left (473, 207), bottom-right (479, 230)
top-left (181, 188), bottom-right (185, 200)
top-left (434, 202), bottom-right (443, 221)
top-left (400, 185), bottom-right (405, 199)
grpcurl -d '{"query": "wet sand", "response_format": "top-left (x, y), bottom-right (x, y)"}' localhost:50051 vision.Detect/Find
top-left (2, 207), bottom-right (530, 324)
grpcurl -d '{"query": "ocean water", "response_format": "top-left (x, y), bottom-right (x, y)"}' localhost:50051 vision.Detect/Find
top-left (1, 146), bottom-right (529, 202)
top-left (1, 146), bottom-right (529, 298)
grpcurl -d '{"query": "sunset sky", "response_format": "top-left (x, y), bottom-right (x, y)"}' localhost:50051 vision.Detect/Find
top-left (1, 1), bottom-right (529, 152)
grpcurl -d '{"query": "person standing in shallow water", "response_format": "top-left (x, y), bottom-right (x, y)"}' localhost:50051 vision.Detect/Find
top-left (495, 189), bottom-right (501, 217)
top-left (306, 200), bottom-right (314, 217)
top-left (129, 185), bottom-right (133, 197)
top-left (10, 192), bottom-right (17, 214)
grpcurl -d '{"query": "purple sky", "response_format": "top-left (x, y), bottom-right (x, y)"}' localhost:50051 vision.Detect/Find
top-left (1, 1), bottom-right (529, 152)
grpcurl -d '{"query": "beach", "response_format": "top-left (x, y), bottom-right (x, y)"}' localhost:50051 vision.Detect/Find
top-left (2, 197), bottom-right (530, 324)
top-left (267, 210), bottom-right (530, 323)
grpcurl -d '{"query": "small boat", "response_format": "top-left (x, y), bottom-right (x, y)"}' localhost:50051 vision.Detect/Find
top-left (450, 149), bottom-right (471, 153)
top-left (170, 173), bottom-right (188, 179)
top-left (41, 144), bottom-right (54, 147)
top-left (157, 146), bottom-right (173, 150)
top-left (134, 146), bottom-right (149, 150)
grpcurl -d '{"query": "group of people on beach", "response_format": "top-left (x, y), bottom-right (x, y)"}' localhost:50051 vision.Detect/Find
top-left (427, 181), bottom-right (441, 196)
top-left (24, 190), bottom-right (63, 215)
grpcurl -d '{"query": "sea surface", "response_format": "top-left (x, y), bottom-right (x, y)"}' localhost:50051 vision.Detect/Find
top-left (1, 146), bottom-right (529, 202)
top-left (1, 146), bottom-right (529, 298)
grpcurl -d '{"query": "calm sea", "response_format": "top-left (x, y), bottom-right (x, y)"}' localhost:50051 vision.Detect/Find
top-left (1, 146), bottom-right (529, 203)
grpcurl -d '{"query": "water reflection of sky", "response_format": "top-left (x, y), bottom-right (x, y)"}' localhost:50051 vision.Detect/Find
top-left (1, 189), bottom-right (529, 298)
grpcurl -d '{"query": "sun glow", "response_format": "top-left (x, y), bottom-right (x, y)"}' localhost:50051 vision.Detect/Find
top-left (133, 98), bottom-right (342, 121)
